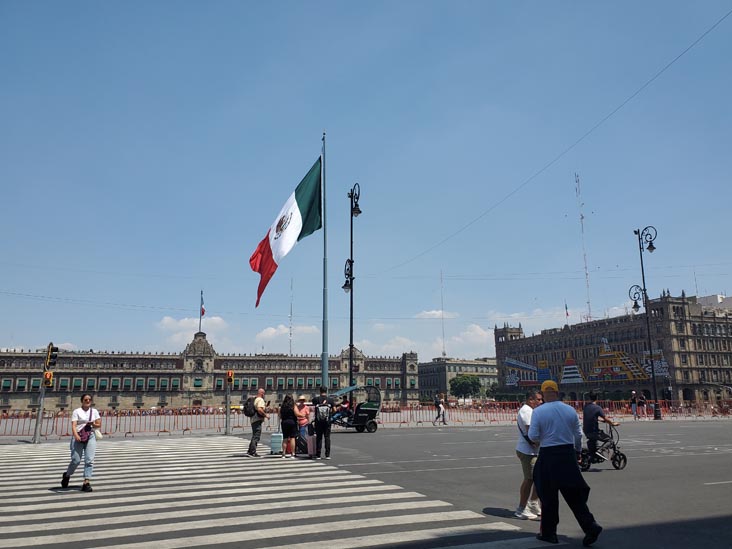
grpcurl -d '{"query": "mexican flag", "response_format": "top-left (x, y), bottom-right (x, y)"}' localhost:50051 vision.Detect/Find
top-left (249, 157), bottom-right (322, 307)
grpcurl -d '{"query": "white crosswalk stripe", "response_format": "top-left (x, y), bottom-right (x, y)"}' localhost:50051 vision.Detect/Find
top-left (0, 436), bottom-right (551, 548)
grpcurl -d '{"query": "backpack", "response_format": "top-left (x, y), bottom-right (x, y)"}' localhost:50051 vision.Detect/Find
top-left (315, 401), bottom-right (330, 423)
top-left (243, 397), bottom-right (256, 417)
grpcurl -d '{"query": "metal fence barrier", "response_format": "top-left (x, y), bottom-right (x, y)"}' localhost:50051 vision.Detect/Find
top-left (1, 400), bottom-right (729, 439)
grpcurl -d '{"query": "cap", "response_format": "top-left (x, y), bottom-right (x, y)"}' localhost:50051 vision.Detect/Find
top-left (297, 395), bottom-right (307, 401)
top-left (541, 380), bottom-right (559, 393)
top-left (631, 390), bottom-right (636, 394)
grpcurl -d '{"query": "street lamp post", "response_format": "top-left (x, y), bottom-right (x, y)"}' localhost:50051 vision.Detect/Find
top-left (343, 183), bottom-right (361, 398)
top-left (628, 225), bottom-right (662, 420)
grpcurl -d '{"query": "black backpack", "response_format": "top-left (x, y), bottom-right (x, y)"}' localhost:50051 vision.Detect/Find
top-left (243, 397), bottom-right (256, 417)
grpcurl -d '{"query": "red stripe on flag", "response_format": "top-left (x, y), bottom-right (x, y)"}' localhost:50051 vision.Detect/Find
top-left (249, 230), bottom-right (278, 307)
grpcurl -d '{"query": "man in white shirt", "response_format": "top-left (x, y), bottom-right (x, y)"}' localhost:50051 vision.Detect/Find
top-left (514, 390), bottom-right (543, 520)
top-left (529, 380), bottom-right (603, 546)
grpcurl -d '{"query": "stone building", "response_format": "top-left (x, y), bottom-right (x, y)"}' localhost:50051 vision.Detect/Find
top-left (494, 292), bottom-right (732, 403)
top-left (418, 356), bottom-right (498, 401)
top-left (0, 332), bottom-right (419, 411)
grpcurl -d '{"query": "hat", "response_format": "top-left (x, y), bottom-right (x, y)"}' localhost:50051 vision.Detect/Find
top-left (631, 390), bottom-right (636, 394)
top-left (541, 380), bottom-right (559, 393)
top-left (297, 395), bottom-right (307, 401)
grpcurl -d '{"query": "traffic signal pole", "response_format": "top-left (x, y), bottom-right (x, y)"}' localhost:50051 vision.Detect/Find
top-left (32, 383), bottom-right (46, 444)
top-left (225, 370), bottom-right (233, 435)
top-left (33, 342), bottom-right (58, 444)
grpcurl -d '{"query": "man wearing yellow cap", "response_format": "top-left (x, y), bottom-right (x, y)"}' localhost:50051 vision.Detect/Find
top-left (528, 380), bottom-right (603, 546)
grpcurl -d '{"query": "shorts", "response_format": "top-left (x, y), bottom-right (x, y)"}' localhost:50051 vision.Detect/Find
top-left (516, 450), bottom-right (537, 481)
top-left (281, 419), bottom-right (297, 438)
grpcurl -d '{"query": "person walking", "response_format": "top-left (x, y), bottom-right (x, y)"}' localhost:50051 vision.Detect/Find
top-left (312, 386), bottom-right (335, 459)
top-left (514, 390), bottom-right (543, 520)
top-left (433, 393), bottom-right (447, 425)
top-left (529, 380), bottom-right (603, 546)
top-left (61, 393), bottom-right (101, 492)
top-left (583, 391), bottom-right (619, 460)
top-left (246, 388), bottom-right (268, 457)
top-left (630, 391), bottom-right (639, 420)
top-left (637, 393), bottom-right (648, 419)
top-left (279, 394), bottom-right (297, 458)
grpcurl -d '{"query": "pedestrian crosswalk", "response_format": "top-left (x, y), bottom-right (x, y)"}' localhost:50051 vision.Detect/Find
top-left (0, 436), bottom-right (551, 548)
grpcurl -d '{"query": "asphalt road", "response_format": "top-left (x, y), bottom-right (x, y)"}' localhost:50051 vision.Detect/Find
top-left (324, 420), bottom-right (732, 547)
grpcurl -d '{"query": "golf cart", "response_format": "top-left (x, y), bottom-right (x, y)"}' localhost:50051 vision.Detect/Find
top-left (329, 385), bottom-right (381, 433)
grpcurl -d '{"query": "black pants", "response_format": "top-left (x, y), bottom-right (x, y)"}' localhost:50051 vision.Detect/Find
top-left (248, 420), bottom-right (263, 455)
top-left (315, 421), bottom-right (331, 457)
top-left (533, 444), bottom-right (597, 536)
top-left (586, 431), bottom-right (611, 457)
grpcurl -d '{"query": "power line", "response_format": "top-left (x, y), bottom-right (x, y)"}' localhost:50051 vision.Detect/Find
top-left (384, 7), bottom-right (732, 273)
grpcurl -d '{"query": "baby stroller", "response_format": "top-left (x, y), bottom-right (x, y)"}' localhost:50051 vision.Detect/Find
top-left (580, 422), bottom-right (627, 471)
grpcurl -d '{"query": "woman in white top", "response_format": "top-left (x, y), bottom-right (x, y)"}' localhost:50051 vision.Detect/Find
top-left (61, 393), bottom-right (102, 492)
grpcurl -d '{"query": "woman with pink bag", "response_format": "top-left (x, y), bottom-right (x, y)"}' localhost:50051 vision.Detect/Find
top-left (61, 393), bottom-right (102, 492)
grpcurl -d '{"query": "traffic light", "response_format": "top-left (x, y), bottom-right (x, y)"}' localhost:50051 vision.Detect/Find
top-left (226, 370), bottom-right (234, 384)
top-left (44, 343), bottom-right (59, 370)
top-left (43, 371), bottom-right (54, 388)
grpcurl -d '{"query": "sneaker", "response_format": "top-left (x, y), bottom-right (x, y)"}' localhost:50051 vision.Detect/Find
top-left (582, 523), bottom-right (603, 547)
top-left (527, 500), bottom-right (542, 516)
top-left (252, 453), bottom-right (263, 458)
top-left (514, 507), bottom-right (539, 520)
top-left (61, 473), bottom-right (70, 489)
top-left (81, 483), bottom-right (93, 493)
top-left (536, 533), bottom-right (558, 544)
top-left (324, 456), bottom-right (331, 460)
top-left (314, 456), bottom-right (321, 460)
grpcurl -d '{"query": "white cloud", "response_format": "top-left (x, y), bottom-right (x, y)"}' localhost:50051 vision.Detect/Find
top-left (256, 324), bottom-right (319, 341)
top-left (156, 315), bottom-right (229, 350)
top-left (415, 309), bottom-right (459, 319)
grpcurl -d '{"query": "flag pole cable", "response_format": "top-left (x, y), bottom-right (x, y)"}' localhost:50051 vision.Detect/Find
top-left (321, 132), bottom-right (329, 389)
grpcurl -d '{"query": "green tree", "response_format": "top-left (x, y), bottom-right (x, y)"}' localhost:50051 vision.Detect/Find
top-left (485, 382), bottom-right (499, 398)
top-left (449, 375), bottom-right (482, 398)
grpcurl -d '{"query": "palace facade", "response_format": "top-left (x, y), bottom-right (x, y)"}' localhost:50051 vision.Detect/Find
top-left (495, 292), bottom-right (732, 403)
top-left (0, 332), bottom-right (420, 411)
top-left (418, 357), bottom-right (498, 401)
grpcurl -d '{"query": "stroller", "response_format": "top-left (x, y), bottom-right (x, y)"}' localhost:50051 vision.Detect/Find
top-left (580, 422), bottom-right (627, 471)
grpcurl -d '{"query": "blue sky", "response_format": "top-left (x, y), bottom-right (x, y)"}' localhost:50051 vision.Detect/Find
top-left (2, 2), bottom-right (731, 362)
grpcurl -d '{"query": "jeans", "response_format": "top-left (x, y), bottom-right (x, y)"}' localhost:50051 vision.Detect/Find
top-left (67, 435), bottom-right (96, 480)
top-left (248, 420), bottom-right (263, 455)
top-left (299, 424), bottom-right (309, 438)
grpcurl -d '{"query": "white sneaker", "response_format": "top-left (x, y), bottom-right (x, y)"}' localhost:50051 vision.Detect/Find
top-left (527, 500), bottom-right (542, 516)
top-left (514, 507), bottom-right (539, 521)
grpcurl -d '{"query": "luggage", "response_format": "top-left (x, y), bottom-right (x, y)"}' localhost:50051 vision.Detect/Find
top-left (295, 433), bottom-right (316, 458)
top-left (270, 432), bottom-right (283, 455)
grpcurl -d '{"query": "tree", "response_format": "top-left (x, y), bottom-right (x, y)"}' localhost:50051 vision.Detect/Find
top-left (485, 382), bottom-right (499, 399)
top-left (449, 375), bottom-right (481, 398)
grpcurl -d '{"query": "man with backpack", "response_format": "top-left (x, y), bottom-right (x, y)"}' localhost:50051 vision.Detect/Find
top-left (312, 386), bottom-right (335, 459)
top-left (245, 388), bottom-right (268, 457)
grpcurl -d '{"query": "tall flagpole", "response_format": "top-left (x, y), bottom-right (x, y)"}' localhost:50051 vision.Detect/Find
top-left (321, 132), bottom-right (329, 390)
top-left (199, 290), bottom-right (204, 332)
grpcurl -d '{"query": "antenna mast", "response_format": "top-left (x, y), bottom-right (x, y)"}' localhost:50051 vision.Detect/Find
top-left (440, 270), bottom-right (447, 358)
top-left (575, 173), bottom-right (593, 322)
top-left (289, 278), bottom-right (293, 356)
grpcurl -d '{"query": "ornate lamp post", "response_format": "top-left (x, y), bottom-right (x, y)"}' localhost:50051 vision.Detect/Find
top-left (343, 183), bottom-right (361, 395)
top-left (628, 225), bottom-right (662, 420)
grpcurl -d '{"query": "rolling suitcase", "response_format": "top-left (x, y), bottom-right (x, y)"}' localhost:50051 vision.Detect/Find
top-left (295, 432), bottom-right (316, 458)
top-left (270, 432), bottom-right (283, 455)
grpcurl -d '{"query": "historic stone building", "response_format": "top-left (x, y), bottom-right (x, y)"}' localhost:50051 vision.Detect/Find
top-left (0, 332), bottom-right (420, 411)
top-left (418, 356), bottom-right (498, 401)
top-left (495, 292), bottom-right (732, 403)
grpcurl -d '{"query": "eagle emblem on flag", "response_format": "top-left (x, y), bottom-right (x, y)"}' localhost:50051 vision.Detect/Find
top-left (273, 213), bottom-right (292, 240)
